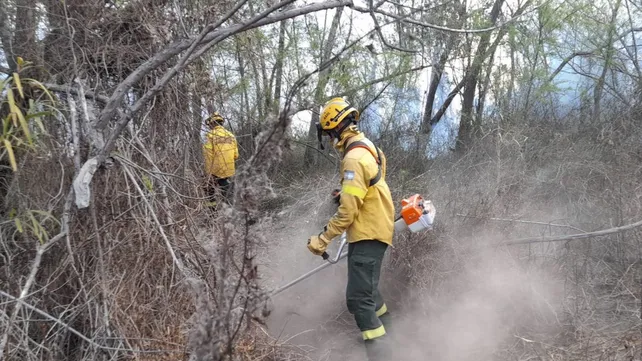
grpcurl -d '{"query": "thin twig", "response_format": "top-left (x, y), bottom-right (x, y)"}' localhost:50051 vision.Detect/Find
top-left (0, 192), bottom-right (71, 358)
top-left (121, 163), bottom-right (187, 277)
top-left (368, 0), bottom-right (417, 53)
top-left (289, 139), bottom-right (338, 166)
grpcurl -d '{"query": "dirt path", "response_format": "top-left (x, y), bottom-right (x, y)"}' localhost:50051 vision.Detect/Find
top-left (258, 215), bottom-right (368, 360)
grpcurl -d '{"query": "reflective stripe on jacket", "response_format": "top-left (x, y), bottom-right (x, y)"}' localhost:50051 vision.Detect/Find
top-left (203, 125), bottom-right (238, 178)
top-left (322, 132), bottom-right (395, 246)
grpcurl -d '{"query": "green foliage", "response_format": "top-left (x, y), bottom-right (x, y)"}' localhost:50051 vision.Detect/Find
top-left (0, 58), bottom-right (54, 172)
top-left (9, 208), bottom-right (60, 244)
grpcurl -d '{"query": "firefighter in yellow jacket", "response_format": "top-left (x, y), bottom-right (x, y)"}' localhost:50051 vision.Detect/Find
top-left (307, 97), bottom-right (394, 360)
top-left (203, 112), bottom-right (238, 205)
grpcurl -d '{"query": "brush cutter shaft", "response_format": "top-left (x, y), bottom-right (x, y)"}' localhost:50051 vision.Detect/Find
top-left (272, 233), bottom-right (348, 296)
top-left (271, 250), bottom-right (347, 296)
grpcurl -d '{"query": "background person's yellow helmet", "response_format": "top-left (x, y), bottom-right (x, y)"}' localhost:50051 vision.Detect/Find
top-left (319, 97), bottom-right (360, 131)
top-left (209, 112), bottom-right (225, 124)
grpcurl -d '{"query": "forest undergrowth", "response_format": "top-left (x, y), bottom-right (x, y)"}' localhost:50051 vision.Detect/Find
top-left (2, 99), bottom-right (642, 361)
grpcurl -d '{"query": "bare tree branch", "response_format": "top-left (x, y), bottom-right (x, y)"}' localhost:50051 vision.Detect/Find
top-left (333, 64), bottom-right (433, 97)
top-left (547, 51), bottom-right (594, 82)
top-left (352, 3), bottom-right (540, 34)
top-left (368, 0), bottom-right (417, 53)
top-left (0, 191), bottom-right (72, 358)
top-left (547, 26), bottom-right (642, 83)
top-left (96, 0), bottom-right (353, 132)
top-left (121, 163), bottom-right (187, 277)
top-left (45, 83), bottom-right (109, 104)
top-left (128, 0), bottom-right (260, 119)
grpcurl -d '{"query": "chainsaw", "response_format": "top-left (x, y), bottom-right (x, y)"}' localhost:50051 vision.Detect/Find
top-left (271, 193), bottom-right (436, 296)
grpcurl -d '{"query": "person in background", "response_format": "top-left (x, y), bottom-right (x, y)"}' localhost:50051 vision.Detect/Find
top-left (202, 112), bottom-right (238, 207)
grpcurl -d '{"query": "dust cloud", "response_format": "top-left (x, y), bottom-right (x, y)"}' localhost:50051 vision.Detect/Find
top-left (387, 247), bottom-right (561, 361)
top-left (259, 208), bottom-right (563, 361)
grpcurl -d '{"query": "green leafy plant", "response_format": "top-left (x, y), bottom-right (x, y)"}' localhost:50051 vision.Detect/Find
top-left (1, 58), bottom-right (54, 172)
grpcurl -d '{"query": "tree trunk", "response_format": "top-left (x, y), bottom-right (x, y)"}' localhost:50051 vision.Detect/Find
top-left (235, 38), bottom-right (253, 153)
top-left (1, 0), bottom-right (38, 73)
top-left (593, 0), bottom-right (621, 121)
top-left (476, 48), bottom-right (497, 121)
top-left (506, 27), bottom-right (516, 118)
top-left (421, 50), bottom-right (450, 134)
top-left (271, 19), bottom-right (288, 115)
top-left (303, 6), bottom-right (344, 165)
top-left (524, 15), bottom-right (545, 115)
top-left (0, 0), bottom-right (16, 71)
top-left (421, 0), bottom-right (466, 133)
top-left (458, 0), bottom-right (505, 149)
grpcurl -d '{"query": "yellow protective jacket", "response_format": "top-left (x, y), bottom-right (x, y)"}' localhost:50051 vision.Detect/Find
top-left (203, 125), bottom-right (238, 179)
top-left (321, 131), bottom-right (395, 246)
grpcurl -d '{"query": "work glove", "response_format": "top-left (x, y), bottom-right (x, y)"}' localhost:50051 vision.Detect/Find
top-left (331, 189), bottom-right (341, 205)
top-left (307, 233), bottom-right (331, 256)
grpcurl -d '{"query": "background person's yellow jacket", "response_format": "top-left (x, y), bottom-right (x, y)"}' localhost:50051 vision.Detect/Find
top-left (203, 125), bottom-right (238, 178)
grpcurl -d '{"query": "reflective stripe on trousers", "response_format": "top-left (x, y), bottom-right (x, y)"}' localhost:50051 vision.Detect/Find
top-left (362, 324), bottom-right (386, 340)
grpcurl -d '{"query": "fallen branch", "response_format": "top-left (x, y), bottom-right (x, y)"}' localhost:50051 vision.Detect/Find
top-left (456, 213), bottom-right (586, 232)
top-left (499, 219), bottom-right (642, 246)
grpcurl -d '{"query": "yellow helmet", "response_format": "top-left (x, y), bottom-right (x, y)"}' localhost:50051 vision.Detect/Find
top-left (207, 112), bottom-right (225, 125)
top-left (319, 97), bottom-right (359, 131)
top-left (316, 97), bottom-right (360, 150)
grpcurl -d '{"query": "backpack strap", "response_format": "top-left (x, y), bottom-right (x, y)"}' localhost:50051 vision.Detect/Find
top-left (344, 140), bottom-right (382, 187)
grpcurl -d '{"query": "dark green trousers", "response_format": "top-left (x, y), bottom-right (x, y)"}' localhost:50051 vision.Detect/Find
top-left (346, 240), bottom-right (388, 339)
top-left (205, 176), bottom-right (232, 204)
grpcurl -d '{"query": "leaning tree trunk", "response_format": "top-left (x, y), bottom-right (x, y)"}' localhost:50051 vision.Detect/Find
top-left (303, 6), bottom-right (344, 166)
top-left (458, 0), bottom-right (505, 149)
top-left (271, 18), bottom-right (288, 115)
top-left (593, 0), bottom-right (621, 122)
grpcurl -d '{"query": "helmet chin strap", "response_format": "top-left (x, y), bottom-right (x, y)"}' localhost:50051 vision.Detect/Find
top-left (317, 114), bottom-right (357, 150)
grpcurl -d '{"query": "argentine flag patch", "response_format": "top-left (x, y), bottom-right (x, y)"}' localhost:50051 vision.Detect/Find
top-left (344, 170), bottom-right (355, 180)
